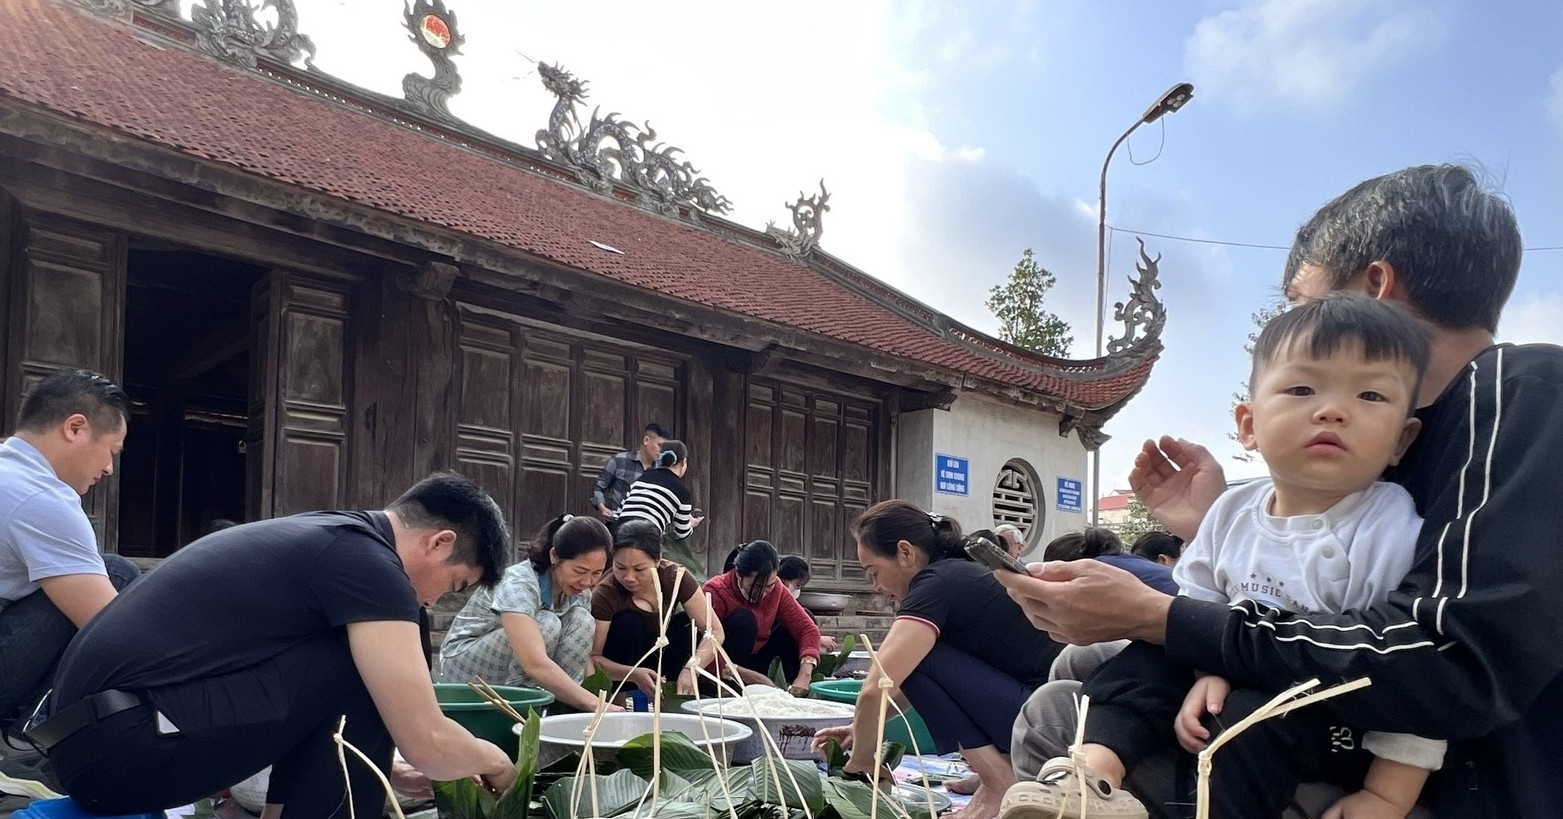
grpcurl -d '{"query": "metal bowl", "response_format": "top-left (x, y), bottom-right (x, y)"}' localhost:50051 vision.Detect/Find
top-left (797, 591), bottom-right (852, 614)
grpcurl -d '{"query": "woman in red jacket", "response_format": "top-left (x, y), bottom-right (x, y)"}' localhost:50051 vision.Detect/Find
top-left (704, 540), bottom-right (821, 695)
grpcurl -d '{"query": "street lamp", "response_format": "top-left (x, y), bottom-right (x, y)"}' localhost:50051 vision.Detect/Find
top-left (1090, 81), bottom-right (1193, 525)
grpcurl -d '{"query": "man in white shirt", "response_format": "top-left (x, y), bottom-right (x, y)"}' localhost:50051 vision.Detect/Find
top-left (0, 370), bottom-right (137, 752)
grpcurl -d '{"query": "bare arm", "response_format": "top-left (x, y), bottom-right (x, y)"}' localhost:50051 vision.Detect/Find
top-left (845, 619), bottom-right (937, 774)
top-left (347, 620), bottom-right (514, 790)
top-left (502, 612), bottom-right (601, 711)
top-left (38, 573), bottom-right (119, 628)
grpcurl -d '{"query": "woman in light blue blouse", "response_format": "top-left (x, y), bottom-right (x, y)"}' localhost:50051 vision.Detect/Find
top-left (437, 514), bottom-right (617, 712)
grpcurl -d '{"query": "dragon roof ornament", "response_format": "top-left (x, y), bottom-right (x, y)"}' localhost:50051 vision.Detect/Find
top-left (535, 62), bottom-right (732, 219)
top-left (69, 0), bottom-right (177, 17)
top-left (400, 0), bottom-right (464, 121)
top-left (191, 0), bottom-right (316, 69)
top-left (1106, 239), bottom-right (1167, 356)
top-left (765, 180), bottom-right (830, 258)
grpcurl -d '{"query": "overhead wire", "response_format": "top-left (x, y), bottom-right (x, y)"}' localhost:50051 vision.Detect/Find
top-left (1107, 225), bottom-right (1563, 254)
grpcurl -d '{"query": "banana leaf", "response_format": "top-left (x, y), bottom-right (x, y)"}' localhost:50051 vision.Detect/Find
top-left (434, 777), bottom-right (496, 819)
top-left (812, 634), bottom-right (857, 682)
top-left (540, 767), bottom-right (654, 819)
top-left (617, 730), bottom-right (718, 780)
top-left (661, 533), bottom-right (707, 581)
top-left (748, 757), bottom-right (825, 813)
top-left (492, 710), bottom-right (544, 819)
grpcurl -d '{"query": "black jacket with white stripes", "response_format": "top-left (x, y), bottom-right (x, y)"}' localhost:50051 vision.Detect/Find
top-left (616, 466), bottom-right (694, 540)
top-left (1167, 343), bottom-right (1563, 817)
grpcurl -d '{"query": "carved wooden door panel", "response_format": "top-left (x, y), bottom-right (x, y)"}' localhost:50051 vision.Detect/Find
top-left (742, 379), bottom-right (877, 585)
top-left (2, 213), bottom-right (126, 548)
top-left (454, 308), bottom-right (685, 545)
top-left (247, 272), bottom-right (352, 520)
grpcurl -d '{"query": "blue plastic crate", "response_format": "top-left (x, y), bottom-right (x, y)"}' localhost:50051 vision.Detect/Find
top-left (12, 798), bottom-right (164, 819)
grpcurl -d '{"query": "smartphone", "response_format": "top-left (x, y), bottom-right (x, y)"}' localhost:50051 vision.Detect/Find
top-left (964, 536), bottom-right (1028, 574)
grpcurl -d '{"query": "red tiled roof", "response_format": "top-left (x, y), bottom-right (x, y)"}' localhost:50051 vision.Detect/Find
top-left (1098, 490), bottom-right (1134, 512)
top-left (0, 0), bottom-right (1156, 410)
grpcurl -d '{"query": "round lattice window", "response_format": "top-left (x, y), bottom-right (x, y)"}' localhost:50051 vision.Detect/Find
top-left (992, 459), bottom-right (1042, 547)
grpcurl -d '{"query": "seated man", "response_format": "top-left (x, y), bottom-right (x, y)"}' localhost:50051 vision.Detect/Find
top-left (1, 369), bottom-right (139, 797)
top-left (1001, 164), bottom-right (1554, 816)
top-left (37, 472), bottom-right (519, 816)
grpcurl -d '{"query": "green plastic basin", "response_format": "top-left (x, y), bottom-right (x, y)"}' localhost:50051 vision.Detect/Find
top-left (435, 683), bottom-right (554, 759)
top-left (809, 679), bottom-right (936, 752)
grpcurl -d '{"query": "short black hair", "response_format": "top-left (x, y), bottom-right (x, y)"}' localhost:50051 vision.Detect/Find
top-left (1250, 293), bottom-right (1432, 407)
top-left (644, 422), bottom-right (672, 439)
top-left (388, 472), bottom-right (510, 588)
top-left (1282, 164), bottom-right (1520, 333)
top-left (1130, 531), bottom-right (1182, 562)
top-left (1042, 528), bottom-right (1123, 562)
top-left (17, 369), bottom-right (129, 435)
top-left (778, 555), bottom-right (811, 584)
top-left (613, 519), bottom-right (665, 560)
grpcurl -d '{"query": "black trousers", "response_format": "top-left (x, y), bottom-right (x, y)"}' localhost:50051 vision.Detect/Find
top-left (600, 609), bottom-right (695, 678)
top-left (721, 607), bottom-right (801, 680)
top-left (1083, 641), bottom-right (1373, 819)
top-left (0, 555), bottom-right (139, 737)
top-left (901, 642), bottom-right (1032, 755)
top-left (51, 632), bottom-right (393, 818)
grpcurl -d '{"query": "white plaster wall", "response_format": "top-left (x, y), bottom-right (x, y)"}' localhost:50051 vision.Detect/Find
top-left (893, 394), bottom-right (1088, 558)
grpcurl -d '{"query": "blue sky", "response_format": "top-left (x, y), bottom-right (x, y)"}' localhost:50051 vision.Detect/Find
top-left (256, 0), bottom-right (1563, 494)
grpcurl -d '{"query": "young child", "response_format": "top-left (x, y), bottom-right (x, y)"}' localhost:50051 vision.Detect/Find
top-left (1002, 293), bottom-right (1441, 819)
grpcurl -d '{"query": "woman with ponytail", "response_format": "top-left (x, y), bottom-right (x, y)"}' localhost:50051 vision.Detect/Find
top-left (437, 515), bottom-right (620, 712)
top-left (704, 539), bottom-right (822, 695)
top-left (812, 500), bottom-right (1062, 819)
top-left (616, 440), bottom-right (704, 538)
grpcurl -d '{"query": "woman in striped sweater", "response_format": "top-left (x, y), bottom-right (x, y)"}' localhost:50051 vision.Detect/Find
top-left (616, 440), bottom-right (704, 538)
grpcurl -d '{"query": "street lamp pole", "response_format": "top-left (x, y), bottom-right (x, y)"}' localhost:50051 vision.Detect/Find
top-left (1091, 82), bottom-right (1193, 526)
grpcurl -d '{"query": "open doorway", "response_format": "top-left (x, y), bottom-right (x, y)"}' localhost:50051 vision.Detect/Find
top-left (117, 244), bottom-right (267, 558)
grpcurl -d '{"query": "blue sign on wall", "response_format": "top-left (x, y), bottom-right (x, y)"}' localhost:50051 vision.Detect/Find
top-left (935, 454), bottom-right (969, 496)
top-left (1057, 477), bottom-right (1083, 512)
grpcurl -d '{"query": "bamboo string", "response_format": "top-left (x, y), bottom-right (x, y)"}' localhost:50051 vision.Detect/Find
top-left (1193, 677), bottom-right (1371, 819)
top-left (468, 676), bottom-right (526, 723)
top-left (859, 634), bottom-right (892, 819)
top-left (331, 715), bottom-right (409, 819)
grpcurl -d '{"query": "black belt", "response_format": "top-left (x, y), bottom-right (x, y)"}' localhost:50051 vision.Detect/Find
top-left (25, 689), bottom-right (148, 751)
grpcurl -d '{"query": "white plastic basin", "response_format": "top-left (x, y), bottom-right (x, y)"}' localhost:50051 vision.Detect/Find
top-left (526, 711), bottom-right (753, 768)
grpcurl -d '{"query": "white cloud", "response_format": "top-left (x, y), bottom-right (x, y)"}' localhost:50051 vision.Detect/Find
top-left (1184, 0), bottom-right (1440, 113)
top-left (1548, 63), bottom-right (1563, 141)
top-left (1498, 292), bottom-right (1563, 346)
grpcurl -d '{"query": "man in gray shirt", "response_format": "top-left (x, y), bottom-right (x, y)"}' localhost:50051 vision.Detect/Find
top-left (591, 422), bottom-right (670, 520)
top-left (1, 370), bottom-right (138, 755)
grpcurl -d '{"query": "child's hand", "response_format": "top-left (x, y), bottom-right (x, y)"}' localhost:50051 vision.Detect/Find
top-left (1322, 788), bottom-right (1413, 819)
top-left (1175, 674), bottom-right (1231, 753)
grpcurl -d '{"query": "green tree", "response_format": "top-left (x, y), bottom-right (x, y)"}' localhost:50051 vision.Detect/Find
top-left (986, 249), bottom-right (1073, 357)
top-left (1229, 298), bottom-right (1289, 461)
top-left (1114, 495), bottom-right (1163, 542)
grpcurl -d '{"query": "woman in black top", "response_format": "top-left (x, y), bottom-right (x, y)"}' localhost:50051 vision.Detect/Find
top-left (815, 500), bottom-right (1062, 819)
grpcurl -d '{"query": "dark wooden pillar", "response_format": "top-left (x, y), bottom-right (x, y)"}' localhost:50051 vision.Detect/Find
top-left (2, 211), bottom-right (127, 549)
top-left (706, 365), bottom-right (745, 575)
top-left (246, 271), bottom-right (354, 519)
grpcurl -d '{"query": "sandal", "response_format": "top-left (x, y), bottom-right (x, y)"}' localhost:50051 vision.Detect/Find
top-left (998, 756), bottom-right (1147, 819)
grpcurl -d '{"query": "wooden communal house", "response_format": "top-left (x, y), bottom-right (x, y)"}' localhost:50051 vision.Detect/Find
top-left (0, 0), bottom-right (1162, 602)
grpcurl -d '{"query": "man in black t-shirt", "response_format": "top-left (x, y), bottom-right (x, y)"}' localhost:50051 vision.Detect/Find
top-left (40, 473), bottom-right (518, 817)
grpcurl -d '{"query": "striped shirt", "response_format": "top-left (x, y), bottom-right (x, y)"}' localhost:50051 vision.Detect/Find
top-left (617, 467), bottom-right (694, 539)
